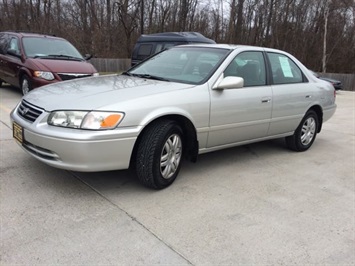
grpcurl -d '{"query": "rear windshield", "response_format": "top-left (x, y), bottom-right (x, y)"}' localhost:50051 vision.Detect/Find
top-left (23, 37), bottom-right (83, 59)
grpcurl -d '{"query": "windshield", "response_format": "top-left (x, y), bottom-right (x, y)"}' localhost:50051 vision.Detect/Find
top-left (23, 37), bottom-right (84, 60)
top-left (128, 47), bottom-right (229, 84)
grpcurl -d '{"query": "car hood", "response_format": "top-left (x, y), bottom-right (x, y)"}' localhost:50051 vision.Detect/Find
top-left (29, 58), bottom-right (97, 73)
top-left (24, 75), bottom-right (194, 111)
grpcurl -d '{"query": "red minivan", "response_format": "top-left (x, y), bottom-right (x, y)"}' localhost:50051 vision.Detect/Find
top-left (0, 31), bottom-right (98, 95)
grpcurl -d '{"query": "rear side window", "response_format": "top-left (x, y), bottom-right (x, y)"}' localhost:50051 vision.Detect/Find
top-left (267, 53), bottom-right (304, 84)
top-left (0, 34), bottom-right (9, 54)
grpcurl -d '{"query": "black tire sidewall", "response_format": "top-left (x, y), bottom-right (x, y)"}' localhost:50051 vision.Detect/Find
top-left (153, 124), bottom-right (183, 188)
top-left (21, 75), bottom-right (32, 95)
top-left (294, 110), bottom-right (318, 151)
top-left (136, 120), bottom-right (184, 189)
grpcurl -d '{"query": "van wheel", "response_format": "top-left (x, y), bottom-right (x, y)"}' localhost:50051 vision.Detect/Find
top-left (135, 120), bottom-right (183, 189)
top-left (21, 75), bottom-right (32, 95)
top-left (286, 110), bottom-right (318, 152)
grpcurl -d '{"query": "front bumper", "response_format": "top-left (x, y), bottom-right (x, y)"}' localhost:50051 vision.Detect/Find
top-left (10, 105), bottom-right (139, 172)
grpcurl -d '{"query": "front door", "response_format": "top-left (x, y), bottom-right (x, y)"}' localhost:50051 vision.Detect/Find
top-left (208, 51), bottom-right (272, 148)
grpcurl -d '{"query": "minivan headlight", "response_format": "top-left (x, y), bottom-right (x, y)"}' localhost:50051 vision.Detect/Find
top-left (34, 71), bottom-right (55, 81)
top-left (48, 111), bottom-right (124, 130)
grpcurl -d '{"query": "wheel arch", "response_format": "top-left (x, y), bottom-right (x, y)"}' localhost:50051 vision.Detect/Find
top-left (308, 105), bottom-right (323, 133)
top-left (129, 114), bottom-right (199, 169)
top-left (18, 68), bottom-right (32, 84)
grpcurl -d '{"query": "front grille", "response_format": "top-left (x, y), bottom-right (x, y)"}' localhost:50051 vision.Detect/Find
top-left (17, 100), bottom-right (43, 122)
top-left (58, 73), bottom-right (92, 81)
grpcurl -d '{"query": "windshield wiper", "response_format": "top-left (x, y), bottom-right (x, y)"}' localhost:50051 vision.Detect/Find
top-left (121, 71), bottom-right (133, 76)
top-left (48, 54), bottom-right (84, 61)
top-left (36, 54), bottom-right (84, 61)
top-left (129, 73), bottom-right (170, 81)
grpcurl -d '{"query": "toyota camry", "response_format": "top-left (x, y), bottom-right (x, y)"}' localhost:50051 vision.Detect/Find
top-left (10, 44), bottom-right (337, 189)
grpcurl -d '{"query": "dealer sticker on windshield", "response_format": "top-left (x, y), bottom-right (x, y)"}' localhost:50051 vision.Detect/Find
top-left (13, 122), bottom-right (23, 144)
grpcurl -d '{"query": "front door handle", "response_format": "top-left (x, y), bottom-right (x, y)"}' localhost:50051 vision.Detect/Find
top-left (261, 97), bottom-right (271, 103)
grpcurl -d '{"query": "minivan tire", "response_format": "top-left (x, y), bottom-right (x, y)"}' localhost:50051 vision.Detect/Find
top-left (21, 75), bottom-right (32, 95)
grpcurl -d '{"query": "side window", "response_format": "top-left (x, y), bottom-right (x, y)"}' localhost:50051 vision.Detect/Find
top-left (0, 34), bottom-right (9, 54)
top-left (9, 37), bottom-right (20, 54)
top-left (137, 44), bottom-right (153, 60)
top-left (154, 44), bottom-right (163, 53)
top-left (224, 51), bottom-right (266, 87)
top-left (267, 52), bottom-right (304, 84)
top-left (155, 43), bottom-right (176, 54)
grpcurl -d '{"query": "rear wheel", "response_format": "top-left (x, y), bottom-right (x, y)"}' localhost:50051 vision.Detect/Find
top-left (21, 75), bottom-right (32, 95)
top-left (135, 120), bottom-right (183, 189)
top-left (286, 110), bottom-right (319, 152)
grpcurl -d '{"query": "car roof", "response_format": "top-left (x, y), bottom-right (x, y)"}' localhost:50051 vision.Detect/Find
top-left (136, 32), bottom-right (215, 43)
top-left (173, 43), bottom-right (291, 54)
top-left (1, 31), bottom-right (63, 39)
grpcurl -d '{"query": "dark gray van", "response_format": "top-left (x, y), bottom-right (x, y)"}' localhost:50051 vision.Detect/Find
top-left (131, 32), bottom-right (215, 66)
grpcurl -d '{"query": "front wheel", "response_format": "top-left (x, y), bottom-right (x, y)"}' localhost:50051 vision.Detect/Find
top-left (286, 110), bottom-right (319, 152)
top-left (21, 75), bottom-right (32, 95)
top-left (135, 120), bottom-right (184, 189)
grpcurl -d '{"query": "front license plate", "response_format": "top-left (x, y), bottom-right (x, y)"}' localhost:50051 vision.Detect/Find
top-left (13, 122), bottom-right (24, 144)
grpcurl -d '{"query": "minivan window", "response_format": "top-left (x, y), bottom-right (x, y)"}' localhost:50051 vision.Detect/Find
top-left (137, 44), bottom-right (153, 60)
top-left (9, 38), bottom-right (20, 54)
top-left (22, 37), bottom-right (84, 59)
top-left (0, 34), bottom-right (8, 54)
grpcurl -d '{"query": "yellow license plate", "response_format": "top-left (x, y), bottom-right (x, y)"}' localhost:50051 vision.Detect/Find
top-left (13, 122), bottom-right (23, 144)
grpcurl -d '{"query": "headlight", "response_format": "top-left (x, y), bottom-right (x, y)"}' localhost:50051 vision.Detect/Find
top-left (34, 71), bottom-right (55, 81)
top-left (48, 111), bottom-right (124, 130)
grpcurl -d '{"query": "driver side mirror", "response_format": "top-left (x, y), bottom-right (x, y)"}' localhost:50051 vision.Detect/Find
top-left (7, 49), bottom-right (21, 58)
top-left (213, 76), bottom-right (244, 90)
top-left (84, 54), bottom-right (93, 60)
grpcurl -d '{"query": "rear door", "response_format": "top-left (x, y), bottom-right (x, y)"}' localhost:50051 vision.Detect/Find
top-left (266, 52), bottom-right (314, 135)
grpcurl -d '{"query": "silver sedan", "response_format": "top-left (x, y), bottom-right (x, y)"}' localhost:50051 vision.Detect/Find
top-left (10, 44), bottom-right (337, 189)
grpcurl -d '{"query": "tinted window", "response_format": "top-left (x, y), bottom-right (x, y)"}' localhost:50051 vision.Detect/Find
top-left (137, 44), bottom-right (153, 60)
top-left (154, 43), bottom-right (176, 54)
top-left (0, 33), bottom-right (9, 54)
top-left (267, 52), bottom-right (304, 84)
top-left (224, 51), bottom-right (266, 87)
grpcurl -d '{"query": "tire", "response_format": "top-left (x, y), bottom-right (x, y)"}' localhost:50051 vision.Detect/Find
top-left (135, 120), bottom-right (184, 189)
top-left (21, 75), bottom-right (32, 95)
top-left (0, 80), bottom-right (3, 87)
top-left (286, 110), bottom-right (319, 152)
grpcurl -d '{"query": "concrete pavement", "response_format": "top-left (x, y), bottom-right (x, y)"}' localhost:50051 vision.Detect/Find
top-left (1, 85), bottom-right (354, 265)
